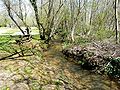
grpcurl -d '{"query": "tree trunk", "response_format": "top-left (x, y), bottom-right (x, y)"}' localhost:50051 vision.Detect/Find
top-left (115, 0), bottom-right (119, 44)
top-left (29, 0), bottom-right (45, 40)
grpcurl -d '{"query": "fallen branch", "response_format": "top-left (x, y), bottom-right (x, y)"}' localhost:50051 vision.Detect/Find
top-left (0, 50), bottom-right (26, 60)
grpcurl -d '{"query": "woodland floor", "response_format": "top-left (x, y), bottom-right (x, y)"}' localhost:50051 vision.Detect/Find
top-left (0, 41), bottom-right (119, 90)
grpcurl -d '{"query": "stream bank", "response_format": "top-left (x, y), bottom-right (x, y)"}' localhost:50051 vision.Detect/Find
top-left (0, 41), bottom-right (119, 90)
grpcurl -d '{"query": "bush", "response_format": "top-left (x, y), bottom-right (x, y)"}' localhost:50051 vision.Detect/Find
top-left (105, 57), bottom-right (120, 78)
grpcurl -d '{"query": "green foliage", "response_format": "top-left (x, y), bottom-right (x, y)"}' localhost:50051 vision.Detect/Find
top-left (0, 35), bottom-right (43, 60)
top-left (29, 80), bottom-right (41, 90)
top-left (99, 30), bottom-right (113, 39)
top-left (0, 36), bottom-right (14, 53)
top-left (78, 61), bottom-right (85, 65)
top-left (0, 86), bottom-right (10, 90)
top-left (24, 66), bottom-right (32, 74)
top-left (58, 29), bottom-right (68, 42)
top-left (32, 35), bottom-right (42, 40)
top-left (0, 36), bottom-right (11, 42)
top-left (90, 29), bottom-right (114, 41)
top-left (75, 37), bottom-right (91, 45)
top-left (62, 41), bottom-right (71, 49)
top-left (54, 80), bottom-right (63, 86)
top-left (105, 57), bottom-right (120, 78)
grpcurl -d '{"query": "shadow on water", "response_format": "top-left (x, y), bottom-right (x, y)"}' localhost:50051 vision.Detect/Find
top-left (43, 42), bottom-right (120, 90)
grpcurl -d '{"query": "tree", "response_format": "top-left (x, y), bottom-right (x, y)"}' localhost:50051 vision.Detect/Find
top-left (115, 0), bottom-right (119, 43)
top-left (29, 0), bottom-right (46, 40)
top-left (29, 0), bottom-right (63, 43)
top-left (2, 0), bottom-right (32, 36)
top-left (2, 0), bottom-right (25, 35)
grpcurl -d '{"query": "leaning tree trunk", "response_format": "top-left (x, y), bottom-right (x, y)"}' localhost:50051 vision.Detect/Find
top-left (29, 0), bottom-right (45, 40)
top-left (2, 0), bottom-right (25, 35)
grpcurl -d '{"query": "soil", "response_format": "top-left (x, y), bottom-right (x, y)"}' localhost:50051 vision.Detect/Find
top-left (0, 42), bottom-right (119, 90)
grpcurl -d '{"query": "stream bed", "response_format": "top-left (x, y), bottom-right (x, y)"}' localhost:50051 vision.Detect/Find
top-left (0, 42), bottom-right (119, 90)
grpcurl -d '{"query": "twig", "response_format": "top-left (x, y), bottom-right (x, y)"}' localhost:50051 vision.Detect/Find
top-left (0, 50), bottom-right (26, 60)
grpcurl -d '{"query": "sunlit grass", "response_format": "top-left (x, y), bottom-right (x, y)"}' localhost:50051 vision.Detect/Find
top-left (0, 27), bottom-right (39, 35)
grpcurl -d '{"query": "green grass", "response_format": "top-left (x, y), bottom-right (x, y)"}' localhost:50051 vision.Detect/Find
top-left (0, 35), bottom-right (43, 58)
top-left (32, 35), bottom-right (40, 40)
top-left (0, 36), bottom-right (17, 54)
top-left (0, 35), bottom-right (11, 42)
